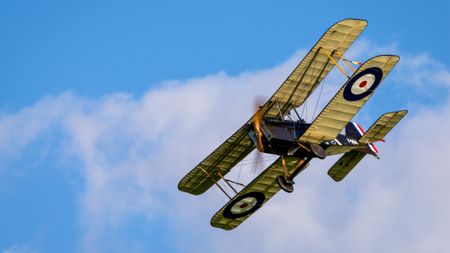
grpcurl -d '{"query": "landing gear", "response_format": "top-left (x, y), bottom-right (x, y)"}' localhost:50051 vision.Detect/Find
top-left (276, 175), bottom-right (294, 193)
top-left (310, 143), bottom-right (326, 159)
top-left (278, 155), bottom-right (313, 193)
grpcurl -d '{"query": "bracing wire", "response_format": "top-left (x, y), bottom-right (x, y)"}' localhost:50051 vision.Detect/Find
top-left (213, 184), bottom-right (228, 201)
top-left (312, 74), bottom-right (327, 119)
top-left (301, 101), bottom-right (306, 119)
top-left (239, 156), bottom-right (278, 165)
top-left (236, 159), bottom-right (244, 185)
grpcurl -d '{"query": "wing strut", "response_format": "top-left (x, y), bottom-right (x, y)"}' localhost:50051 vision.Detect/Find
top-left (323, 49), bottom-right (363, 78)
top-left (337, 51), bottom-right (357, 72)
top-left (285, 50), bottom-right (335, 121)
top-left (200, 165), bottom-right (248, 199)
top-left (280, 48), bottom-right (335, 115)
top-left (324, 49), bottom-right (350, 78)
top-left (277, 47), bottom-right (323, 114)
top-left (217, 170), bottom-right (239, 194)
top-left (199, 167), bottom-right (232, 200)
top-left (275, 99), bottom-right (285, 121)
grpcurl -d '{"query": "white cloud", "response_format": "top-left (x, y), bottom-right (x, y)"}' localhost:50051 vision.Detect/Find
top-left (394, 53), bottom-right (450, 88)
top-left (1, 41), bottom-right (450, 253)
top-left (345, 38), bottom-right (399, 61)
top-left (1, 50), bottom-right (305, 252)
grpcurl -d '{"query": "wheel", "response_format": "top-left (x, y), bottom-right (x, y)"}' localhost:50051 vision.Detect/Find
top-left (310, 143), bottom-right (326, 159)
top-left (276, 175), bottom-right (294, 193)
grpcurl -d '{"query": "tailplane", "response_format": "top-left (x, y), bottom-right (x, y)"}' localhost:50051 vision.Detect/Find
top-left (328, 150), bottom-right (366, 182)
top-left (329, 110), bottom-right (408, 182)
top-left (358, 110), bottom-right (408, 144)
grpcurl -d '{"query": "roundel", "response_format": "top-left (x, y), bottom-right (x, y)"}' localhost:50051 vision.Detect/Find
top-left (223, 192), bottom-right (265, 219)
top-left (343, 67), bottom-right (383, 101)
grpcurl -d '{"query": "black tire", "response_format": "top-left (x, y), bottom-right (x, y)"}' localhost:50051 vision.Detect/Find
top-left (276, 175), bottom-right (294, 193)
top-left (310, 143), bottom-right (326, 159)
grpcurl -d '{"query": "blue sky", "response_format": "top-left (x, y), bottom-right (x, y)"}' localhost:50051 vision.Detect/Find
top-left (1, 1), bottom-right (450, 253)
top-left (1, 0), bottom-right (449, 110)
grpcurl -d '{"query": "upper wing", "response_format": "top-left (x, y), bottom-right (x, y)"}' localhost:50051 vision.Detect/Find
top-left (358, 110), bottom-right (408, 144)
top-left (299, 55), bottom-right (400, 144)
top-left (263, 18), bottom-right (368, 118)
top-left (211, 156), bottom-right (302, 230)
top-left (178, 124), bottom-right (255, 195)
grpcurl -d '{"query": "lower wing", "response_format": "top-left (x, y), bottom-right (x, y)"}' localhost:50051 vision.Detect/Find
top-left (178, 124), bottom-right (255, 195)
top-left (211, 156), bottom-right (303, 230)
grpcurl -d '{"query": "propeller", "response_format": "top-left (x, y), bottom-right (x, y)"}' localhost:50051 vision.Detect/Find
top-left (251, 97), bottom-right (266, 177)
top-left (252, 97), bottom-right (265, 152)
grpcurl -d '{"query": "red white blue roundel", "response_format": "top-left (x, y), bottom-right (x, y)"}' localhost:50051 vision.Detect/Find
top-left (343, 67), bottom-right (383, 101)
top-left (223, 192), bottom-right (265, 219)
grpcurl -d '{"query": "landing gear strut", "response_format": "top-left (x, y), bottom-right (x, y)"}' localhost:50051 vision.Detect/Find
top-left (277, 143), bottom-right (326, 193)
top-left (277, 156), bottom-right (311, 193)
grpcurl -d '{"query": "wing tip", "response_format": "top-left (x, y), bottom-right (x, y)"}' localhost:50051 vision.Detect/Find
top-left (335, 18), bottom-right (368, 27)
top-left (382, 109), bottom-right (409, 118)
top-left (210, 222), bottom-right (234, 231)
top-left (177, 180), bottom-right (206, 195)
top-left (210, 214), bottom-right (236, 231)
top-left (367, 54), bottom-right (400, 62)
top-left (327, 171), bottom-right (344, 182)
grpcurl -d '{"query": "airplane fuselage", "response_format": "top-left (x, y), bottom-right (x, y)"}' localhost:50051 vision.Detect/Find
top-left (248, 117), bottom-right (374, 159)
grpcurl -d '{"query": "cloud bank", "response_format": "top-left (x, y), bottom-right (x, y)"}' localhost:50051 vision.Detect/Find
top-left (1, 40), bottom-right (449, 253)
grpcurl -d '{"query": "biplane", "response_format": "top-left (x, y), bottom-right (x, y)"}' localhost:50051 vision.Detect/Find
top-left (178, 18), bottom-right (408, 230)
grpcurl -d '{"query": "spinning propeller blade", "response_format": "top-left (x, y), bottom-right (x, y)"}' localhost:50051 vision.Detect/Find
top-left (251, 97), bottom-right (266, 177)
top-left (252, 97), bottom-right (265, 152)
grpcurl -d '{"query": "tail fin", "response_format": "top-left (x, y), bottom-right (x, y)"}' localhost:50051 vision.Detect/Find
top-left (346, 121), bottom-right (379, 158)
top-left (345, 122), bottom-right (364, 139)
